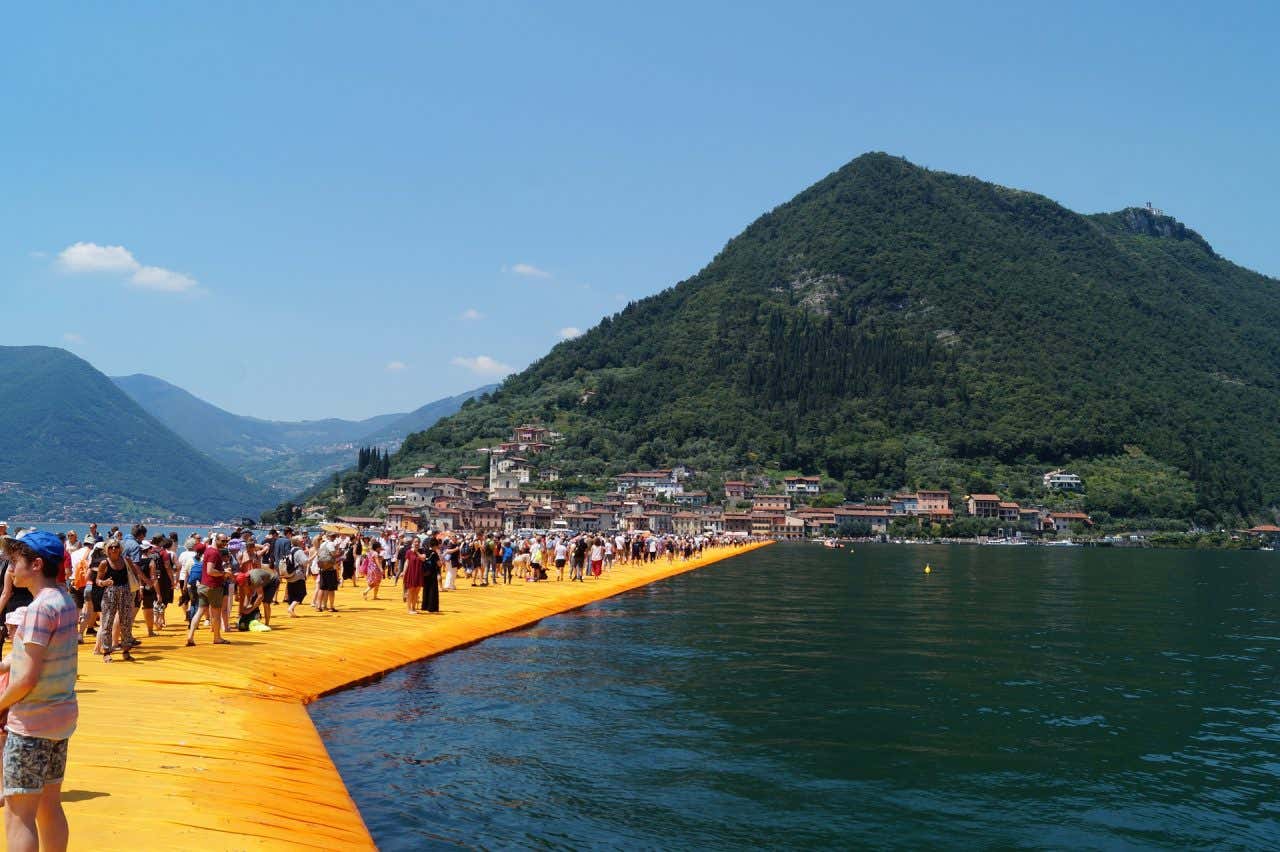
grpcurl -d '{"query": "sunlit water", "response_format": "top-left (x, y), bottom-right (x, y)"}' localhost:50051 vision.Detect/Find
top-left (311, 544), bottom-right (1280, 849)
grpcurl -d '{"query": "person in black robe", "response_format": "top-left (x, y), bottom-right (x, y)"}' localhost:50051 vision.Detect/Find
top-left (421, 539), bottom-right (441, 613)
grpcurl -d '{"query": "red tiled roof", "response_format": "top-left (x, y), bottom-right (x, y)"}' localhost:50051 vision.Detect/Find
top-left (969, 494), bottom-right (1000, 501)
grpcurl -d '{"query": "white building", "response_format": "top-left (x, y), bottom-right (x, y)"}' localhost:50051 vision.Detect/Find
top-left (1043, 470), bottom-right (1082, 491)
top-left (784, 476), bottom-right (821, 495)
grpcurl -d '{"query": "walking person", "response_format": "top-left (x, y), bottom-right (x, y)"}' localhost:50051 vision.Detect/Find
top-left (590, 537), bottom-right (605, 579)
top-left (281, 535), bottom-right (310, 618)
top-left (501, 539), bottom-right (514, 585)
top-left (360, 541), bottom-right (384, 600)
top-left (0, 530), bottom-right (79, 852)
top-left (185, 538), bottom-right (230, 647)
top-left (441, 538), bottom-right (458, 591)
top-left (401, 539), bottom-right (423, 614)
top-left (421, 538), bottom-right (441, 614)
top-left (92, 541), bottom-right (138, 663)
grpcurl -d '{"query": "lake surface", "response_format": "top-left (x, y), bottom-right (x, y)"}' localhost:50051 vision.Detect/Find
top-left (310, 544), bottom-right (1280, 849)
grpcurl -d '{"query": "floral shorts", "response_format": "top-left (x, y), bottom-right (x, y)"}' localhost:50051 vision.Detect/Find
top-left (3, 732), bottom-right (68, 797)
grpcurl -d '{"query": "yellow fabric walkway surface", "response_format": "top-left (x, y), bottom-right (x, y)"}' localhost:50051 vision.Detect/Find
top-left (63, 541), bottom-right (771, 850)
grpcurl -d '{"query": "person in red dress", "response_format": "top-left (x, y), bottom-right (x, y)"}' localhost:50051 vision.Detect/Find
top-left (401, 539), bottom-right (423, 614)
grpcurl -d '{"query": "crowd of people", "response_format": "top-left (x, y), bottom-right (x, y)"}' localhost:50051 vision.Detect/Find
top-left (0, 518), bottom-right (754, 849)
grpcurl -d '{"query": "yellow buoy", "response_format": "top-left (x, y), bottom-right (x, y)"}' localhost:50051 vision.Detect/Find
top-left (924, 564), bottom-right (931, 574)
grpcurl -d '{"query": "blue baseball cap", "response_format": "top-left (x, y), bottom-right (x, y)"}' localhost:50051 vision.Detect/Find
top-left (1, 530), bottom-right (65, 567)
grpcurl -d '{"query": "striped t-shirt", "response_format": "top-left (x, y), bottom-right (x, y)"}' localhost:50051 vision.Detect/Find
top-left (7, 586), bottom-right (79, 741)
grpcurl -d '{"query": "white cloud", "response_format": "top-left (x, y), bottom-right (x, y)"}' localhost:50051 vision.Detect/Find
top-left (510, 262), bottom-right (551, 279)
top-left (559, 326), bottom-right (583, 340)
top-left (386, 360), bottom-right (407, 371)
top-left (451, 355), bottom-right (514, 377)
top-left (130, 265), bottom-right (199, 293)
top-left (57, 242), bottom-right (139, 273)
top-left (62, 332), bottom-right (84, 344)
top-left (460, 308), bottom-right (484, 320)
top-left (55, 241), bottom-right (202, 294)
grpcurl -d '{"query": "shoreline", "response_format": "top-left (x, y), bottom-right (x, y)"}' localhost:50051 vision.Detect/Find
top-left (63, 540), bottom-right (772, 850)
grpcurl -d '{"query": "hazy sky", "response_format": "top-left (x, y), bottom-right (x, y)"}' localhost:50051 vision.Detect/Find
top-left (4, 2), bottom-right (1276, 419)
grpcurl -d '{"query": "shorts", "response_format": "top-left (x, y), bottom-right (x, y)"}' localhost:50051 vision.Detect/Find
top-left (286, 579), bottom-right (307, 604)
top-left (555, 559), bottom-right (566, 569)
top-left (318, 569), bottom-right (339, 592)
top-left (70, 585), bottom-right (85, 608)
top-left (91, 582), bottom-right (106, 610)
top-left (197, 584), bottom-right (224, 609)
top-left (3, 732), bottom-right (68, 797)
top-left (142, 587), bottom-right (157, 609)
top-left (263, 577), bottom-right (280, 602)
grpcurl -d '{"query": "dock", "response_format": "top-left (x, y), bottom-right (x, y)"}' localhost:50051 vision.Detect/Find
top-left (62, 540), bottom-right (771, 849)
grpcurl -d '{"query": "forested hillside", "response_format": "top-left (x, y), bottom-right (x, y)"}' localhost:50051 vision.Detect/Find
top-left (0, 347), bottom-right (272, 520)
top-left (311, 154), bottom-right (1280, 525)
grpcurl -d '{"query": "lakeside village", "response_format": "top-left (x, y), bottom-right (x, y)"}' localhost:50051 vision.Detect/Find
top-left (283, 424), bottom-right (1280, 548)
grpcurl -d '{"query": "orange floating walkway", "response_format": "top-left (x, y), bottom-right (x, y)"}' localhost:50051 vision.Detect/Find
top-left (63, 540), bottom-right (771, 850)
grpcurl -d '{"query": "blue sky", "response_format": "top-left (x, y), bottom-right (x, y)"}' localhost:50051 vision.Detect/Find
top-left (3, 2), bottom-right (1276, 420)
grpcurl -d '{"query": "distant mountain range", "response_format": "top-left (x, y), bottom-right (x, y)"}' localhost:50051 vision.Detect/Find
top-left (0, 344), bottom-right (494, 522)
top-left (113, 374), bottom-right (495, 495)
top-left (0, 346), bottom-right (272, 521)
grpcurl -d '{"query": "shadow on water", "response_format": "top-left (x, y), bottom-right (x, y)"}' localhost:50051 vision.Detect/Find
top-left (311, 544), bottom-right (1280, 849)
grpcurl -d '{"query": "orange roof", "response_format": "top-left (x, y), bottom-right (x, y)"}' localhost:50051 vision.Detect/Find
top-left (1246, 524), bottom-right (1280, 533)
top-left (969, 494), bottom-right (1000, 501)
top-left (998, 502), bottom-right (1020, 509)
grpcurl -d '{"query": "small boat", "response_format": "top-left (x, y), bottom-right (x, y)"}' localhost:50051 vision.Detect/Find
top-left (823, 538), bottom-right (840, 549)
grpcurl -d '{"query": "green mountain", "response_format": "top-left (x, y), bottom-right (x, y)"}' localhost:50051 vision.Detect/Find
top-left (113, 374), bottom-right (494, 495)
top-left (0, 347), bottom-right (272, 521)
top-left (325, 154), bottom-right (1280, 525)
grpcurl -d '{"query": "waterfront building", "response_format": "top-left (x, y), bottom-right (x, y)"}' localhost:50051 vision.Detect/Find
top-left (966, 494), bottom-right (1001, 518)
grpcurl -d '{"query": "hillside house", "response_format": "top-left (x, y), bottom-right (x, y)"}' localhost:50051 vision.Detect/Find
top-left (915, 490), bottom-right (951, 513)
top-left (1043, 470), bottom-right (1083, 490)
top-left (724, 481), bottom-right (755, 501)
top-left (966, 494), bottom-right (1001, 518)
top-left (784, 475), bottom-right (822, 495)
top-left (834, 506), bottom-right (891, 534)
top-left (672, 490), bottom-right (708, 507)
top-left (998, 502), bottom-right (1021, 522)
top-left (1048, 511), bottom-right (1092, 532)
top-left (753, 494), bottom-right (792, 512)
top-left (672, 511), bottom-right (702, 536)
top-left (514, 424), bottom-right (551, 444)
top-left (613, 470), bottom-right (682, 497)
top-left (890, 493), bottom-right (919, 516)
top-left (385, 505), bottom-right (421, 533)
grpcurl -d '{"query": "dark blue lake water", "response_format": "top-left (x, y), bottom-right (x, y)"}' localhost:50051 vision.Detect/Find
top-left (311, 544), bottom-right (1280, 849)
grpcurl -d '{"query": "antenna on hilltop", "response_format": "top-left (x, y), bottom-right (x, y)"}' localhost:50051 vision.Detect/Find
top-left (1145, 201), bottom-right (1165, 216)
